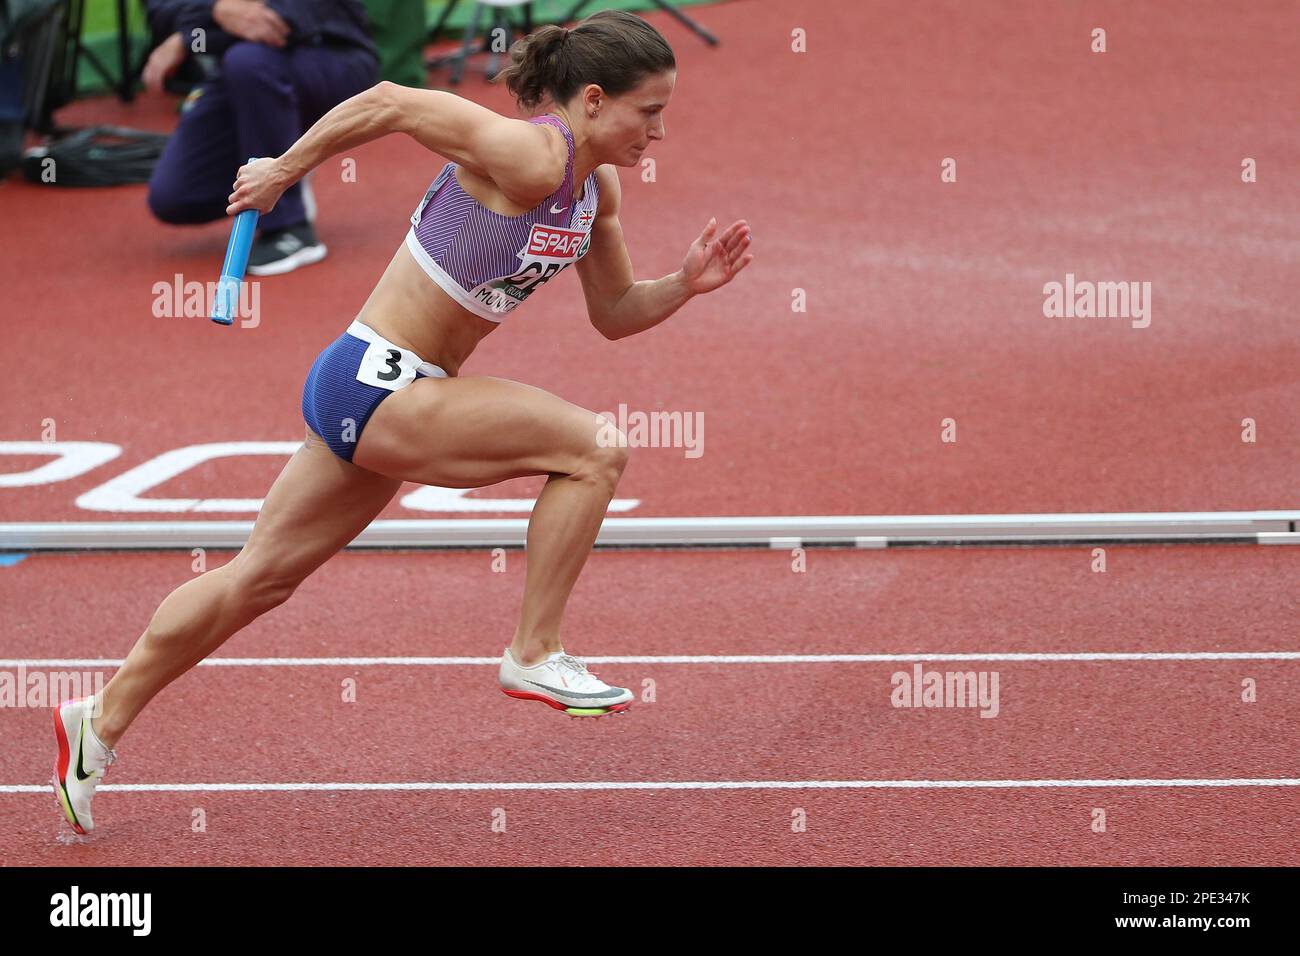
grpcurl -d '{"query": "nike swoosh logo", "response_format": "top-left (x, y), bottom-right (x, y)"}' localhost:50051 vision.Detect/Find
top-left (550, 203), bottom-right (568, 214)
top-left (523, 679), bottom-right (622, 700)
top-left (75, 721), bottom-right (94, 781)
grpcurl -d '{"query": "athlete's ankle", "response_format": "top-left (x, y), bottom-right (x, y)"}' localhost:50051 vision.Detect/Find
top-left (89, 715), bottom-right (119, 753)
top-left (510, 635), bottom-right (561, 667)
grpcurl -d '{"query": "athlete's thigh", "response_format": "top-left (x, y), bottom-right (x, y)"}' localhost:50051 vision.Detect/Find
top-left (353, 375), bottom-right (615, 489)
top-left (236, 427), bottom-right (402, 579)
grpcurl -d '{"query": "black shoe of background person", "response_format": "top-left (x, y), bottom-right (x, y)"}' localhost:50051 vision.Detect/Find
top-left (247, 222), bottom-right (327, 276)
top-left (0, 119), bottom-right (22, 176)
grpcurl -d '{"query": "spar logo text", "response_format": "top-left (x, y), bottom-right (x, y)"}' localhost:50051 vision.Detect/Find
top-left (525, 224), bottom-right (589, 260)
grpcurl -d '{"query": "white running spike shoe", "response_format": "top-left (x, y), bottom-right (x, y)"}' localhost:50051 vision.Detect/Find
top-left (53, 696), bottom-right (116, 833)
top-left (499, 648), bottom-right (633, 717)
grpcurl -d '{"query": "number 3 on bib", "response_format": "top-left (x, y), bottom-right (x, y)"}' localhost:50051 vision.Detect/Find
top-left (356, 342), bottom-right (418, 391)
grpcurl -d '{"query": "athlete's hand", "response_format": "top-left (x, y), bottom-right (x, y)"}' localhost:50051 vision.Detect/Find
top-left (226, 157), bottom-right (291, 216)
top-left (680, 218), bottom-right (753, 294)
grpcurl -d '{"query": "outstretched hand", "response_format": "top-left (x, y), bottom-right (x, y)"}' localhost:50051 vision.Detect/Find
top-left (681, 218), bottom-right (753, 294)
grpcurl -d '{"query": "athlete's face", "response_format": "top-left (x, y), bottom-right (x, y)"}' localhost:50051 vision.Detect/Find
top-left (601, 70), bottom-right (675, 165)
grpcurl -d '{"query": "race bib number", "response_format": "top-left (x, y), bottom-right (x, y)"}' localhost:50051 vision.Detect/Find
top-left (469, 223), bottom-right (593, 316)
top-left (356, 341), bottom-right (420, 391)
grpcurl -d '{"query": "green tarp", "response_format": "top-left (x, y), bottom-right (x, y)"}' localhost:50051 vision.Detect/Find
top-left (75, 0), bottom-right (717, 95)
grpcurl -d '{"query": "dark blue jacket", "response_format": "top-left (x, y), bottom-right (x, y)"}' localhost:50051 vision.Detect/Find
top-left (145, 1), bottom-right (378, 60)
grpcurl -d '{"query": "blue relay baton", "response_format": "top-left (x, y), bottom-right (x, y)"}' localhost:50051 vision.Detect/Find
top-left (211, 156), bottom-right (261, 326)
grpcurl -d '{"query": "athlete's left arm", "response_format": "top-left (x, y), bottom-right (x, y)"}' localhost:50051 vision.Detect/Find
top-left (576, 166), bottom-right (753, 341)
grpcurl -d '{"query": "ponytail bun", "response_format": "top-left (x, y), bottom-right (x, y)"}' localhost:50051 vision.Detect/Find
top-left (494, 11), bottom-right (675, 113)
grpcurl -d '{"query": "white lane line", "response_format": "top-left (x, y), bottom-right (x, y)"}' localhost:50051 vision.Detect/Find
top-left (4, 652), bottom-right (1300, 668)
top-left (4, 778), bottom-right (1300, 794)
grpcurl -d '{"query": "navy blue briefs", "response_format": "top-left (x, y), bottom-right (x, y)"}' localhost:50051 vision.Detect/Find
top-left (302, 320), bottom-right (448, 462)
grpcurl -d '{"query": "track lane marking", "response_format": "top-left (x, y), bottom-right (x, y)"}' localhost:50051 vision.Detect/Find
top-left (4, 652), bottom-right (1300, 667)
top-left (4, 778), bottom-right (1300, 793)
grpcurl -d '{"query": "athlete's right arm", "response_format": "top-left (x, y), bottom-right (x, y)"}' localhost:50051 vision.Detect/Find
top-left (274, 82), bottom-right (565, 205)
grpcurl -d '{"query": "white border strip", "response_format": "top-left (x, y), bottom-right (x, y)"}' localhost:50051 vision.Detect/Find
top-left (1258, 532), bottom-right (1300, 545)
top-left (2, 511), bottom-right (1299, 550)
top-left (3, 778), bottom-right (1300, 794)
top-left (4, 652), bottom-right (1299, 668)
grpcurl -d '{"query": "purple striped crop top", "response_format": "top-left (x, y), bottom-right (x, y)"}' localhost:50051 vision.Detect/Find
top-left (404, 114), bottom-right (600, 322)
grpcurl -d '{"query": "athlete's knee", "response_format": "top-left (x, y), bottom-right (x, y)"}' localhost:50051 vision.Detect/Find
top-left (226, 551), bottom-right (305, 615)
top-left (575, 417), bottom-right (630, 486)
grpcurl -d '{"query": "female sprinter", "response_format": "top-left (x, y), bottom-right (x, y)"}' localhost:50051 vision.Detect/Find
top-left (52, 10), bottom-right (753, 833)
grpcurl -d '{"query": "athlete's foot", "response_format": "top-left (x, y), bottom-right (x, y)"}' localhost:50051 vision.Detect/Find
top-left (52, 696), bottom-right (117, 833)
top-left (499, 647), bottom-right (633, 717)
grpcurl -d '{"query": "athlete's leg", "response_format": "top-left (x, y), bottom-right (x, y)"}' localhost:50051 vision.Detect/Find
top-left (92, 429), bottom-right (401, 748)
top-left (353, 375), bottom-right (628, 666)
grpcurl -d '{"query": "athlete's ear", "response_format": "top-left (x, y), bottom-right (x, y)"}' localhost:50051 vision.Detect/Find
top-left (579, 84), bottom-right (606, 118)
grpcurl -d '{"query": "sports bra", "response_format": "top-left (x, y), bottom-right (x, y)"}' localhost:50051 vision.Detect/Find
top-left (404, 113), bottom-right (600, 322)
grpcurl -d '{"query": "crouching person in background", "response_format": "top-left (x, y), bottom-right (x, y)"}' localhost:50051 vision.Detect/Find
top-left (143, 0), bottom-right (380, 275)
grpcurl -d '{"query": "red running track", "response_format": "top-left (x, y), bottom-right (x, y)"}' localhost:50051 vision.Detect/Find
top-left (1, 546), bottom-right (1297, 865)
top-left (3, 0), bottom-right (1300, 522)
